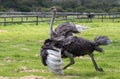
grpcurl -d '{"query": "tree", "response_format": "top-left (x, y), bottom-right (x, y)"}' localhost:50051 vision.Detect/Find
top-left (0, 0), bottom-right (120, 12)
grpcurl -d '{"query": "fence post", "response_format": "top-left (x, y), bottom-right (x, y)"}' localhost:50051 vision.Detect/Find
top-left (76, 12), bottom-right (79, 19)
top-left (21, 16), bottom-right (23, 22)
top-left (4, 17), bottom-right (6, 26)
top-left (65, 15), bottom-right (67, 20)
top-left (112, 15), bottom-right (114, 22)
top-left (101, 14), bottom-right (103, 22)
top-left (11, 16), bottom-right (14, 22)
top-left (26, 16), bottom-right (28, 21)
top-left (40, 16), bottom-right (42, 22)
top-left (36, 16), bottom-right (39, 25)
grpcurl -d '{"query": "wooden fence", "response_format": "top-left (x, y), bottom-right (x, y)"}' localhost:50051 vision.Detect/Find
top-left (0, 12), bottom-right (120, 26)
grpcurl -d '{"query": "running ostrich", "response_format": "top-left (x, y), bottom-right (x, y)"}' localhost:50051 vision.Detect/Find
top-left (40, 7), bottom-right (111, 74)
top-left (42, 35), bottom-right (111, 72)
top-left (40, 6), bottom-right (81, 67)
top-left (40, 6), bottom-right (82, 74)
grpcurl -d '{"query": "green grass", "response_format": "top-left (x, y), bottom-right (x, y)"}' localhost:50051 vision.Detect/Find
top-left (0, 21), bottom-right (120, 79)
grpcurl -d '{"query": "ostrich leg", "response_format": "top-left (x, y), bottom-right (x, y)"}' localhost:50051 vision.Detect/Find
top-left (63, 52), bottom-right (75, 70)
top-left (89, 53), bottom-right (104, 72)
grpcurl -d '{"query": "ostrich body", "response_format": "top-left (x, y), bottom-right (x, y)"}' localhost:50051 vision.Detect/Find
top-left (60, 36), bottom-right (111, 71)
top-left (41, 35), bottom-right (111, 72)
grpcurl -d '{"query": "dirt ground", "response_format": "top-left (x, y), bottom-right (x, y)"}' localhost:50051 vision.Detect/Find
top-left (0, 75), bottom-right (46, 79)
top-left (0, 30), bottom-right (7, 32)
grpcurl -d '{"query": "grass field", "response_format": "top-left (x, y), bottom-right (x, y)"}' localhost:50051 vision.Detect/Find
top-left (0, 21), bottom-right (120, 79)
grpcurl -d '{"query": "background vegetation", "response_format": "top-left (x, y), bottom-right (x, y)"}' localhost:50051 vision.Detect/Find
top-left (0, 21), bottom-right (120, 79)
top-left (0, 0), bottom-right (120, 12)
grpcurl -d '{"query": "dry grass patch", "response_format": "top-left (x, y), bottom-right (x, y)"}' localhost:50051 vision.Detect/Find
top-left (0, 75), bottom-right (46, 79)
top-left (0, 30), bottom-right (7, 33)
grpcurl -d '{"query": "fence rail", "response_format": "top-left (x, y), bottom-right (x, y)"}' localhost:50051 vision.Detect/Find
top-left (0, 12), bottom-right (120, 26)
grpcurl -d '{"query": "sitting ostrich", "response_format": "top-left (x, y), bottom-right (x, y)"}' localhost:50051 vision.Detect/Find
top-left (40, 7), bottom-right (111, 73)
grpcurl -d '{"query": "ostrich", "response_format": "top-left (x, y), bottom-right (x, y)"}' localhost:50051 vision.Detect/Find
top-left (40, 7), bottom-right (111, 73)
top-left (40, 7), bottom-right (82, 74)
top-left (41, 35), bottom-right (111, 72)
top-left (40, 6), bottom-right (81, 67)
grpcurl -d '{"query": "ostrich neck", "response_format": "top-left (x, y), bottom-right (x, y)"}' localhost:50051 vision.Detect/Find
top-left (50, 11), bottom-right (56, 39)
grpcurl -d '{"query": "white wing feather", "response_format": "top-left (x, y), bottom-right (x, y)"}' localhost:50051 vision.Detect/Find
top-left (46, 49), bottom-right (64, 74)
